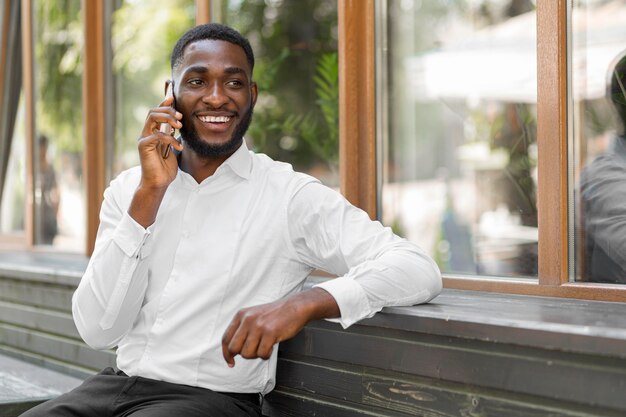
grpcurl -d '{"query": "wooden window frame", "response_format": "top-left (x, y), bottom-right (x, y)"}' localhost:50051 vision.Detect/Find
top-left (83, 0), bottom-right (106, 256)
top-left (338, 0), bottom-right (377, 219)
top-left (21, 0), bottom-right (33, 247)
top-left (341, 0), bottom-right (626, 302)
top-left (442, 0), bottom-right (626, 302)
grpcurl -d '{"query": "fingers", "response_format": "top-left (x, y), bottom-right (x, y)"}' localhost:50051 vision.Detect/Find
top-left (256, 335), bottom-right (275, 360)
top-left (222, 314), bottom-right (242, 368)
top-left (222, 309), bottom-right (279, 367)
top-left (138, 134), bottom-right (183, 153)
top-left (142, 106), bottom-right (183, 138)
top-left (160, 93), bottom-right (175, 107)
top-left (138, 134), bottom-right (184, 163)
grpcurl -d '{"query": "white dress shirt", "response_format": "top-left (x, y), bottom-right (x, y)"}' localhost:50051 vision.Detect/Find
top-left (72, 142), bottom-right (441, 394)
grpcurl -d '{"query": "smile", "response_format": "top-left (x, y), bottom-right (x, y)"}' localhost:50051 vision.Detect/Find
top-left (198, 115), bottom-right (232, 123)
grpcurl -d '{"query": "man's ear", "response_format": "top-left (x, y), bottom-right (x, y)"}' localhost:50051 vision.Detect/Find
top-left (250, 81), bottom-right (258, 108)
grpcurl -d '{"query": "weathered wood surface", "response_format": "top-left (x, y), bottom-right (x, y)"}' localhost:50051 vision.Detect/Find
top-left (369, 290), bottom-right (626, 359)
top-left (265, 356), bottom-right (622, 417)
top-left (262, 280), bottom-right (626, 416)
top-left (271, 320), bottom-right (626, 415)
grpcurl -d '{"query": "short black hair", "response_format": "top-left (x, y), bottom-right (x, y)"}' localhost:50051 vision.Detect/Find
top-left (38, 134), bottom-right (49, 147)
top-left (170, 23), bottom-right (254, 76)
top-left (609, 51), bottom-right (626, 130)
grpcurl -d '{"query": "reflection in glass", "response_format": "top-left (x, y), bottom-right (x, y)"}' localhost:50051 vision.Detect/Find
top-left (111, 0), bottom-right (195, 178)
top-left (380, 0), bottom-right (538, 278)
top-left (216, 0), bottom-right (339, 187)
top-left (33, 0), bottom-right (84, 250)
top-left (574, 1), bottom-right (626, 283)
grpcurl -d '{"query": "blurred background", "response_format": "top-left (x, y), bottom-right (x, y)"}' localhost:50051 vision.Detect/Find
top-left (2, 0), bottom-right (626, 283)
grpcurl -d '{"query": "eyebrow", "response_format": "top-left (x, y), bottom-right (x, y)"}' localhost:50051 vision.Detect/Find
top-left (181, 65), bottom-right (208, 77)
top-left (224, 66), bottom-right (246, 76)
top-left (181, 65), bottom-right (247, 78)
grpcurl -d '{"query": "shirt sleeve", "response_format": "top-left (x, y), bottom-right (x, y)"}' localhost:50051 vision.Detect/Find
top-left (581, 151), bottom-right (626, 272)
top-left (287, 181), bottom-right (442, 328)
top-left (72, 176), bottom-right (154, 350)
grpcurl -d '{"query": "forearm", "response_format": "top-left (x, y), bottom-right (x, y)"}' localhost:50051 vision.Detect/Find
top-left (128, 184), bottom-right (168, 228)
top-left (286, 287), bottom-right (340, 322)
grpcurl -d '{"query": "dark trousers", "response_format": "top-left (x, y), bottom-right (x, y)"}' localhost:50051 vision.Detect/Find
top-left (20, 368), bottom-right (262, 417)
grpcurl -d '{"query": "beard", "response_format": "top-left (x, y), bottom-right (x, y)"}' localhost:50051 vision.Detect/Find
top-left (179, 107), bottom-right (254, 157)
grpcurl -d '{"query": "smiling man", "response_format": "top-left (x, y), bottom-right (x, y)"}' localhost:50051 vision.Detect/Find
top-left (20, 24), bottom-right (441, 417)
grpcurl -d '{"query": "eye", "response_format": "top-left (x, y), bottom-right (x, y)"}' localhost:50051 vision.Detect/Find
top-left (227, 79), bottom-right (243, 88)
top-left (188, 79), bottom-right (204, 86)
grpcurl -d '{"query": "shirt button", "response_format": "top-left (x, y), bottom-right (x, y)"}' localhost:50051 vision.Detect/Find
top-left (182, 230), bottom-right (189, 238)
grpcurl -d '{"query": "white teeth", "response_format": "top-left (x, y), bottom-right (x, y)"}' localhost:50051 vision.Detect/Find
top-left (199, 115), bottom-right (231, 123)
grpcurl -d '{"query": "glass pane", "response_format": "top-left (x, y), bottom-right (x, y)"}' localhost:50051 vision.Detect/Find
top-left (573, 0), bottom-right (626, 284)
top-left (111, 0), bottom-right (195, 178)
top-left (0, 93), bottom-right (26, 235)
top-left (33, 0), bottom-right (84, 251)
top-left (216, 0), bottom-right (339, 187)
top-left (380, 1), bottom-right (538, 278)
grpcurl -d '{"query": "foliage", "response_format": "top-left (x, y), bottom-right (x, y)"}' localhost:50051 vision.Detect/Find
top-left (307, 51), bottom-right (339, 165)
top-left (220, 0), bottom-right (339, 180)
top-left (33, 0), bottom-right (195, 167)
top-left (34, 0), bottom-right (83, 153)
top-left (112, 0), bottom-right (195, 162)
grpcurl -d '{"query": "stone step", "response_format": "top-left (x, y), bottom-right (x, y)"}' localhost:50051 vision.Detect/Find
top-left (0, 353), bottom-right (83, 417)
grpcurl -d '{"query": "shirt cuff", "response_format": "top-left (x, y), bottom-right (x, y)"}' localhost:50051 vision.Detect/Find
top-left (112, 212), bottom-right (154, 259)
top-left (313, 277), bottom-right (373, 329)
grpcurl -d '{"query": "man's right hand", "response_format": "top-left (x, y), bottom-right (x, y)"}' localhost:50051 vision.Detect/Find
top-left (128, 95), bottom-right (184, 229)
top-left (137, 94), bottom-right (184, 190)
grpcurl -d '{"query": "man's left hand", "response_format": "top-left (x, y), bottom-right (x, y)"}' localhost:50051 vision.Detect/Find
top-left (221, 288), bottom-right (339, 367)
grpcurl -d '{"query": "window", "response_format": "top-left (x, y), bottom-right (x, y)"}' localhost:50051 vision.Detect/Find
top-left (1, 0), bottom-right (625, 301)
top-left (379, 0), bottom-right (538, 278)
top-left (33, 0), bottom-right (84, 251)
top-left (572, 0), bottom-right (626, 285)
top-left (373, 0), bottom-right (626, 300)
top-left (110, 0), bottom-right (196, 179)
top-left (214, 0), bottom-right (339, 187)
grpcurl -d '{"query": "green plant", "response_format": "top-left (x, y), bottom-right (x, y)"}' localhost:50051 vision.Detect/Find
top-left (303, 51), bottom-right (339, 166)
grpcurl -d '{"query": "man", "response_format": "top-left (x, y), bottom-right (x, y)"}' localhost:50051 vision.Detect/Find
top-left (36, 134), bottom-right (60, 245)
top-left (580, 50), bottom-right (626, 283)
top-left (22, 23), bottom-right (441, 416)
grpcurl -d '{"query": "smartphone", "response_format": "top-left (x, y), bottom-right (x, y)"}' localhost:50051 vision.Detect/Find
top-left (161, 81), bottom-right (176, 158)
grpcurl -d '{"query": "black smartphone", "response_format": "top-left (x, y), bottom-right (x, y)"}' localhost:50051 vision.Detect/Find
top-left (161, 81), bottom-right (176, 158)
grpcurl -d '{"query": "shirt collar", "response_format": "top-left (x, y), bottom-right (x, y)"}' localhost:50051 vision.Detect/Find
top-left (221, 140), bottom-right (252, 180)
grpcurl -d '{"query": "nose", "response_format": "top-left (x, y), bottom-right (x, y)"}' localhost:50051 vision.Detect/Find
top-left (202, 82), bottom-right (228, 108)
